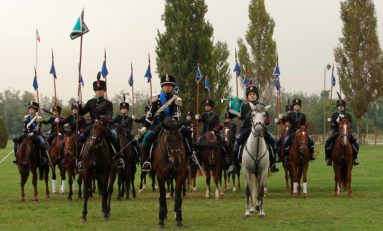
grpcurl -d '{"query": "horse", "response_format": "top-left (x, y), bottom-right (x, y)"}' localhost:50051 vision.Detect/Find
top-left (222, 125), bottom-right (240, 192)
top-left (80, 116), bottom-right (117, 221)
top-left (62, 132), bottom-right (77, 200)
top-left (288, 125), bottom-right (311, 198)
top-left (242, 103), bottom-right (270, 218)
top-left (48, 135), bottom-right (65, 194)
top-left (200, 131), bottom-right (223, 199)
top-left (16, 135), bottom-right (49, 201)
top-left (153, 118), bottom-right (187, 228)
top-left (116, 125), bottom-right (137, 200)
top-left (278, 124), bottom-right (291, 192)
top-left (330, 116), bottom-right (353, 197)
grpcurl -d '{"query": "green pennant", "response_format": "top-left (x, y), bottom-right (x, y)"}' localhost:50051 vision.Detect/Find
top-left (70, 17), bottom-right (89, 40)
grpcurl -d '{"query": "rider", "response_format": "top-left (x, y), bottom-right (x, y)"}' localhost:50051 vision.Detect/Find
top-left (113, 100), bottom-right (141, 163)
top-left (181, 110), bottom-right (195, 134)
top-left (276, 103), bottom-right (293, 161)
top-left (12, 101), bottom-right (48, 165)
top-left (133, 104), bottom-right (150, 143)
top-left (325, 99), bottom-right (360, 166)
top-left (63, 103), bottom-right (86, 134)
top-left (195, 99), bottom-right (223, 143)
top-left (140, 74), bottom-right (192, 172)
top-left (283, 98), bottom-right (315, 162)
top-left (228, 84), bottom-right (279, 173)
top-left (41, 105), bottom-right (65, 145)
top-left (223, 112), bottom-right (237, 145)
top-left (77, 72), bottom-right (124, 169)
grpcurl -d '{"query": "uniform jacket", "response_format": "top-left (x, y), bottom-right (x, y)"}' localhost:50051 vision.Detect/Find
top-left (79, 97), bottom-right (113, 122)
top-left (330, 111), bottom-right (352, 131)
top-left (145, 92), bottom-right (181, 128)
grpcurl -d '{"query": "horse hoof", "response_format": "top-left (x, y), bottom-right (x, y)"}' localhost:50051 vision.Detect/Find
top-left (20, 197), bottom-right (25, 202)
top-left (292, 193), bottom-right (298, 198)
top-left (259, 212), bottom-right (266, 218)
top-left (157, 221), bottom-right (165, 229)
top-left (244, 211), bottom-right (251, 218)
top-left (176, 221), bottom-right (183, 227)
top-left (32, 197), bottom-right (38, 202)
top-left (81, 217), bottom-right (86, 222)
top-left (166, 192), bottom-right (171, 199)
top-left (232, 187), bottom-right (236, 192)
top-left (303, 193), bottom-right (308, 199)
top-left (250, 207), bottom-right (256, 213)
top-left (348, 193), bottom-right (353, 198)
top-left (192, 187), bottom-right (197, 191)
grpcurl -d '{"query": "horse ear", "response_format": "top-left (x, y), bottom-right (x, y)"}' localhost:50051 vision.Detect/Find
top-left (265, 105), bottom-right (271, 111)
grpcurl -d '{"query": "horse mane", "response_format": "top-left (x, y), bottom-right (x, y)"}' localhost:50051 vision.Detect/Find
top-left (163, 117), bottom-right (180, 132)
top-left (252, 103), bottom-right (265, 113)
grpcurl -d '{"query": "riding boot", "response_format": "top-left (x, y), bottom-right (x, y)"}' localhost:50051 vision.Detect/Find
top-left (142, 145), bottom-right (152, 172)
top-left (133, 141), bottom-right (141, 164)
top-left (269, 150), bottom-right (279, 173)
top-left (228, 142), bottom-right (240, 174)
top-left (12, 143), bottom-right (18, 165)
top-left (40, 148), bottom-right (47, 166)
top-left (325, 148), bottom-right (332, 166)
top-left (352, 145), bottom-right (360, 166)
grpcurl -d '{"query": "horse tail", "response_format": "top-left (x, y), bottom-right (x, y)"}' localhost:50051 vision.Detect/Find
top-left (38, 164), bottom-right (44, 181)
top-left (340, 158), bottom-right (348, 190)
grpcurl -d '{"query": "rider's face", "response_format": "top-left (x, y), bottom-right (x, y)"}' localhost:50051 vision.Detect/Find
top-left (95, 89), bottom-right (106, 97)
top-left (120, 108), bottom-right (128, 114)
top-left (28, 108), bottom-right (37, 114)
top-left (294, 105), bottom-right (301, 111)
top-left (247, 92), bottom-right (257, 101)
top-left (53, 111), bottom-right (59, 116)
top-left (72, 109), bottom-right (78, 115)
top-left (205, 105), bottom-right (212, 112)
top-left (186, 115), bottom-right (192, 121)
top-left (162, 84), bottom-right (174, 94)
top-left (338, 106), bottom-right (345, 112)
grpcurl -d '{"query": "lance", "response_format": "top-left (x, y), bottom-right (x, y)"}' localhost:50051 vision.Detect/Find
top-left (235, 48), bottom-right (239, 97)
top-left (51, 50), bottom-right (61, 156)
top-left (148, 53), bottom-right (153, 100)
top-left (131, 62), bottom-right (135, 114)
top-left (195, 63), bottom-right (201, 143)
top-left (104, 48), bottom-right (108, 99)
top-left (328, 64), bottom-right (335, 134)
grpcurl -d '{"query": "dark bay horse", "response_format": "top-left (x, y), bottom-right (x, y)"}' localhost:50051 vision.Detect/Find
top-left (153, 118), bottom-right (187, 228)
top-left (200, 131), bottom-right (223, 199)
top-left (16, 136), bottom-right (49, 201)
top-left (330, 116), bottom-right (353, 197)
top-left (288, 126), bottom-right (311, 198)
top-left (62, 132), bottom-right (77, 200)
top-left (80, 116), bottom-right (117, 221)
top-left (117, 126), bottom-right (137, 200)
top-left (222, 126), bottom-right (240, 192)
top-left (49, 136), bottom-right (65, 194)
top-left (278, 124), bottom-right (291, 192)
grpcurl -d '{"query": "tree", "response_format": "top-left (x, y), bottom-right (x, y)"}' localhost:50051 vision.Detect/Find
top-left (156, 0), bottom-right (231, 114)
top-left (237, 0), bottom-right (277, 104)
top-left (334, 0), bottom-right (383, 141)
top-left (0, 118), bottom-right (8, 148)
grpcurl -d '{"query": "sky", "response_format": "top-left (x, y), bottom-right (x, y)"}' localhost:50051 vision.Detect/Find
top-left (1, 0), bottom-right (382, 104)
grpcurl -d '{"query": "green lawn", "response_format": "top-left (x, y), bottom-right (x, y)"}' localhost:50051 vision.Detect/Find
top-left (1, 143), bottom-right (382, 231)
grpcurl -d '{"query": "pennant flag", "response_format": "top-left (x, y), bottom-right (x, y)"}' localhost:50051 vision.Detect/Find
top-left (50, 55), bottom-right (57, 78)
top-left (331, 66), bottom-right (336, 87)
top-left (70, 11), bottom-right (89, 40)
top-left (243, 76), bottom-right (250, 87)
top-left (33, 76), bottom-right (38, 90)
top-left (234, 62), bottom-right (241, 76)
top-left (204, 76), bottom-right (210, 91)
top-left (101, 60), bottom-right (108, 79)
top-left (196, 65), bottom-right (202, 82)
top-left (273, 55), bottom-right (280, 78)
top-left (36, 29), bottom-right (40, 42)
top-left (144, 55), bottom-right (152, 83)
top-left (128, 63), bottom-right (134, 87)
top-left (275, 78), bottom-right (280, 91)
top-left (79, 74), bottom-right (84, 87)
top-left (174, 81), bottom-right (179, 94)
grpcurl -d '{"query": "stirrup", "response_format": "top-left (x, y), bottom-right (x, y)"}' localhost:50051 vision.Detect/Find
top-left (12, 159), bottom-right (18, 165)
top-left (353, 158), bottom-right (360, 166)
top-left (228, 164), bottom-right (236, 174)
top-left (270, 163), bottom-right (279, 172)
top-left (326, 159), bottom-right (332, 166)
top-left (77, 161), bottom-right (83, 171)
top-left (40, 157), bottom-right (47, 165)
top-left (142, 161), bottom-right (151, 172)
top-left (117, 158), bottom-right (125, 169)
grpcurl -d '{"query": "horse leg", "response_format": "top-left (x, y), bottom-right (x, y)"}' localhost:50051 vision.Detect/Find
top-left (131, 166), bottom-right (137, 198)
top-left (290, 162), bottom-right (299, 197)
top-left (125, 168), bottom-right (131, 200)
top-left (237, 170), bottom-right (241, 190)
top-left (20, 171), bottom-right (28, 201)
top-left (174, 176), bottom-right (183, 227)
top-left (243, 171), bottom-right (252, 217)
top-left (77, 176), bottom-right (83, 200)
top-left (81, 173), bottom-right (91, 221)
top-left (98, 175), bottom-right (108, 219)
top-left (302, 163), bottom-right (309, 198)
top-left (333, 164), bottom-right (341, 196)
top-left (107, 170), bottom-right (116, 217)
top-left (68, 171), bottom-right (73, 200)
top-left (44, 166), bottom-right (50, 199)
top-left (32, 167), bottom-right (38, 201)
top-left (51, 166), bottom-right (57, 194)
top-left (284, 165), bottom-right (290, 192)
top-left (157, 178), bottom-right (167, 228)
top-left (347, 162), bottom-right (353, 197)
top-left (60, 166), bottom-right (66, 194)
top-left (139, 171), bottom-right (145, 192)
top-left (205, 169), bottom-right (211, 198)
top-left (117, 171), bottom-right (123, 200)
top-left (258, 170), bottom-right (267, 218)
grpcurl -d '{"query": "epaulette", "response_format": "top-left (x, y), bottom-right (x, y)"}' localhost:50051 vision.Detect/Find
top-left (151, 95), bottom-right (159, 103)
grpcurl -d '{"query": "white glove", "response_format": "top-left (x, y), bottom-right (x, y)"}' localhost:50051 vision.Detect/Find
top-left (336, 117), bottom-right (340, 123)
top-left (275, 118), bottom-right (279, 123)
top-left (195, 114), bottom-right (200, 120)
top-left (55, 117), bottom-right (60, 123)
top-left (28, 132), bottom-right (34, 137)
top-left (36, 116), bottom-right (43, 123)
top-left (327, 118), bottom-right (332, 122)
top-left (139, 127), bottom-right (147, 135)
top-left (175, 97), bottom-right (183, 107)
top-left (132, 115), bottom-right (136, 120)
top-left (278, 114), bottom-right (283, 119)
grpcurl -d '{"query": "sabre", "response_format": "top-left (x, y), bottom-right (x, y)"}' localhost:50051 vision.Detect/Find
top-left (192, 151), bottom-right (205, 177)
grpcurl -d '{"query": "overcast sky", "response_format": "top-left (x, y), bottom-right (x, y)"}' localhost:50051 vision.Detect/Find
top-left (1, 0), bottom-right (382, 103)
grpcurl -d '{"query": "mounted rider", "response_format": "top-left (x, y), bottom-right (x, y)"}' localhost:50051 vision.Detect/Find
top-left (63, 103), bottom-right (86, 134)
top-left (283, 98), bottom-right (315, 162)
top-left (12, 101), bottom-right (48, 165)
top-left (180, 110), bottom-right (195, 135)
top-left (141, 74), bottom-right (193, 172)
top-left (228, 84), bottom-right (279, 173)
top-left (325, 99), bottom-right (359, 166)
top-left (113, 98), bottom-right (141, 163)
top-left (223, 112), bottom-right (237, 144)
top-left (195, 99), bottom-right (223, 143)
top-left (41, 105), bottom-right (65, 145)
top-left (276, 103), bottom-right (293, 161)
top-left (77, 72), bottom-right (124, 169)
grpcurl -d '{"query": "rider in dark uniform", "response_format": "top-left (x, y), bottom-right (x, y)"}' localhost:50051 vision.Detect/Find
top-left (133, 104), bottom-right (150, 143)
top-left (41, 105), bottom-right (65, 145)
top-left (228, 85), bottom-right (279, 173)
top-left (12, 101), bottom-right (48, 165)
top-left (181, 110), bottom-right (195, 134)
top-left (276, 104), bottom-right (293, 161)
top-left (223, 112), bottom-right (237, 144)
top-left (325, 99), bottom-right (359, 166)
top-left (141, 74), bottom-right (193, 172)
top-left (113, 100), bottom-right (140, 162)
top-left (195, 99), bottom-right (223, 143)
top-left (283, 98), bottom-right (315, 162)
top-left (63, 103), bottom-right (86, 134)
top-left (77, 72), bottom-right (124, 168)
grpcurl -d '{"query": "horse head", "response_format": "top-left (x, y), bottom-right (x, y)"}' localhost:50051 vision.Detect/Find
top-left (163, 117), bottom-right (180, 134)
top-left (295, 126), bottom-right (309, 154)
top-left (162, 117), bottom-right (185, 166)
top-left (88, 115), bottom-right (113, 149)
top-left (338, 115), bottom-right (350, 146)
top-left (249, 103), bottom-right (271, 137)
top-left (63, 133), bottom-right (76, 159)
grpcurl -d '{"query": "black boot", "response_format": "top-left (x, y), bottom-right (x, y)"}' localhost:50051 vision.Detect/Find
top-left (325, 148), bottom-right (332, 166)
top-left (40, 149), bottom-right (47, 166)
top-left (352, 151), bottom-right (360, 166)
top-left (142, 145), bottom-right (152, 172)
top-left (228, 142), bottom-right (240, 174)
top-left (269, 151), bottom-right (279, 173)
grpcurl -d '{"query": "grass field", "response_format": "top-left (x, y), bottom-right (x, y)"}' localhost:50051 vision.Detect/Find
top-left (1, 143), bottom-right (382, 231)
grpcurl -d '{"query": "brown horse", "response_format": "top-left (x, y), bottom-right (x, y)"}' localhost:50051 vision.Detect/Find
top-left (222, 126), bottom-right (240, 192)
top-left (278, 125), bottom-right (291, 192)
top-left (288, 126), bottom-right (311, 198)
top-left (117, 126), bottom-right (137, 200)
top-left (80, 116), bottom-right (117, 221)
top-left (330, 116), bottom-right (353, 197)
top-left (49, 136), bottom-right (65, 194)
top-left (153, 118), bottom-right (187, 228)
top-left (200, 131), bottom-right (223, 199)
top-left (62, 132), bottom-right (77, 200)
top-left (16, 135), bottom-right (49, 201)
